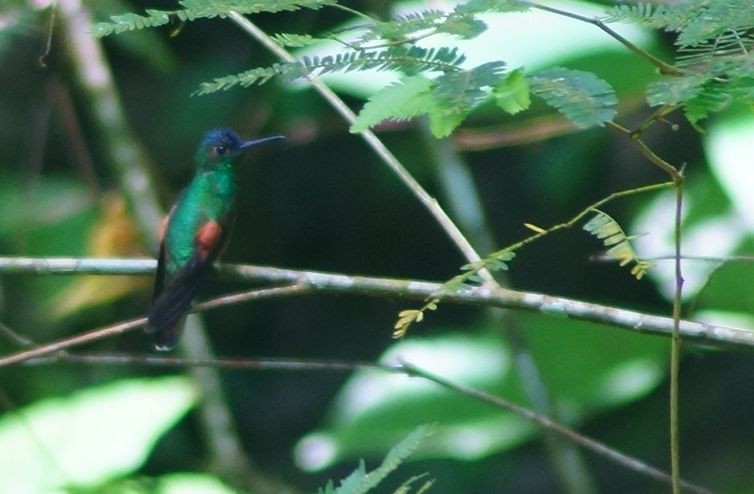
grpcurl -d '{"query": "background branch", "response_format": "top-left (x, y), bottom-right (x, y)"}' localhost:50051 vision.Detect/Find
top-left (13, 352), bottom-right (714, 494)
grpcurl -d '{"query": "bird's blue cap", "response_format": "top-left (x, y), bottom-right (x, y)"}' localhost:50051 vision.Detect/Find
top-left (202, 128), bottom-right (285, 152)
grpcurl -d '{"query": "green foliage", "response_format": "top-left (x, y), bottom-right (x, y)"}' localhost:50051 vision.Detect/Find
top-left (0, 377), bottom-right (197, 493)
top-left (354, 1), bottom-right (527, 46)
top-left (96, 0), bottom-right (628, 133)
top-left (92, 0), bottom-right (337, 36)
top-left (529, 67), bottom-right (618, 128)
top-left (272, 32), bottom-right (325, 47)
top-left (350, 61), bottom-right (505, 138)
top-left (493, 68), bottom-right (531, 114)
top-left (196, 45), bottom-right (468, 95)
top-left (0, 3), bottom-right (40, 56)
top-left (394, 249), bottom-right (514, 338)
top-left (583, 209), bottom-right (653, 280)
top-left (317, 425), bottom-right (434, 494)
top-left (607, 0), bottom-right (754, 125)
top-left (350, 76), bottom-right (434, 132)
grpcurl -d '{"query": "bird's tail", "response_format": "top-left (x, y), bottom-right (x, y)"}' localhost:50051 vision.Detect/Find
top-left (146, 314), bottom-right (187, 351)
top-left (146, 285), bottom-right (196, 351)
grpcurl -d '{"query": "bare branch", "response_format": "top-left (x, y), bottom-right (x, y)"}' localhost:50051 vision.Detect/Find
top-left (402, 362), bottom-right (713, 494)
top-left (9, 352), bottom-right (718, 494)
top-left (1, 257), bottom-right (753, 351)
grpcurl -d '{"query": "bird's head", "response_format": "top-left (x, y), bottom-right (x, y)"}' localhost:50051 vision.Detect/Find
top-left (196, 128), bottom-right (285, 170)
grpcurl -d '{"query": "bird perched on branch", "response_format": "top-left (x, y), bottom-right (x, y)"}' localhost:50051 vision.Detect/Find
top-left (146, 128), bottom-right (285, 350)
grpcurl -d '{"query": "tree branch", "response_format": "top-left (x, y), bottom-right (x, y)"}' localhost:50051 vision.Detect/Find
top-left (402, 363), bottom-right (712, 494)
top-left (13, 352), bottom-right (715, 494)
top-left (1, 256), bottom-right (752, 351)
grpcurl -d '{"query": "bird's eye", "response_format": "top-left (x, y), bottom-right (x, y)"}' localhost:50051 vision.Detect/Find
top-left (214, 145), bottom-right (227, 156)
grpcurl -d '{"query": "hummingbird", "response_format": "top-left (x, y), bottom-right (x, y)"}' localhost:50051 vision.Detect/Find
top-left (146, 128), bottom-right (285, 351)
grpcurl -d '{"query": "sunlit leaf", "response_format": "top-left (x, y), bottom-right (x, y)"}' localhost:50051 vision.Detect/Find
top-left (0, 377), bottom-right (198, 493)
top-left (297, 321), bottom-right (666, 470)
top-left (493, 68), bottom-right (530, 114)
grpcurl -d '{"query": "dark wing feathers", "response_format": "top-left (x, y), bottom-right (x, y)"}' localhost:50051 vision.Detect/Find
top-left (146, 251), bottom-right (208, 350)
top-left (147, 217), bottom-right (232, 351)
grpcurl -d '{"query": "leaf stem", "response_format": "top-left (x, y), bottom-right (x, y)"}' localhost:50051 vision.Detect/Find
top-left (671, 177), bottom-right (685, 494)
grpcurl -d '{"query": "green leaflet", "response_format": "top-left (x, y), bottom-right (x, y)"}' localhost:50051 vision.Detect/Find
top-left (196, 46), bottom-right (467, 95)
top-left (583, 209), bottom-right (653, 280)
top-left (317, 425), bottom-right (434, 494)
top-left (92, 0), bottom-right (337, 36)
top-left (271, 32), bottom-right (324, 47)
top-left (529, 67), bottom-right (617, 129)
top-left (646, 75), bottom-right (710, 107)
top-left (493, 68), bottom-right (531, 114)
top-left (606, 0), bottom-right (754, 126)
top-left (350, 76), bottom-right (434, 133)
top-left (351, 62), bottom-right (506, 138)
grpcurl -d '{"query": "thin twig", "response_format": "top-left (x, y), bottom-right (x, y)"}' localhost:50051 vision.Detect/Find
top-left (402, 362), bottom-right (714, 494)
top-left (671, 178), bottom-right (685, 494)
top-left (422, 124), bottom-right (596, 492)
top-left (523, 1), bottom-right (684, 76)
top-left (0, 284), bottom-right (304, 366)
top-left (591, 254), bottom-right (754, 263)
top-left (610, 119), bottom-right (685, 492)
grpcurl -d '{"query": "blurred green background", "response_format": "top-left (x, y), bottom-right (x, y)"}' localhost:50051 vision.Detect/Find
top-left (2, 1), bottom-right (754, 493)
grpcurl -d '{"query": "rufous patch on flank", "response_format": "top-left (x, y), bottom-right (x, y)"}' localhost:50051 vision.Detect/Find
top-left (195, 220), bottom-right (223, 258)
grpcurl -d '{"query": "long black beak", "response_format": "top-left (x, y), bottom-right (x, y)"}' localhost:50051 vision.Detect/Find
top-left (240, 135), bottom-right (286, 149)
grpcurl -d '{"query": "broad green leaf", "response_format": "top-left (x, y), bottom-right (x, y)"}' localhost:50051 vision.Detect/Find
top-left (695, 237), bottom-right (754, 314)
top-left (156, 473), bottom-right (237, 494)
top-left (426, 104), bottom-right (468, 138)
top-left (0, 377), bottom-right (198, 494)
top-left (529, 67), bottom-right (617, 128)
top-left (423, 61), bottom-right (505, 137)
top-left (646, 74), bottom-right (708, 107)
top-left (0, 174), bottom-right (91, 237)
top-left (521, 314), bottom-right (667, 412)
top-left (295, 332), bottom-right (532, 470)
top-left (350, 76), bottom-right (434, 133)
top-left (296, 320), bottom-right (666, 470)
top-left (493, 68), bottom-right (530, 114)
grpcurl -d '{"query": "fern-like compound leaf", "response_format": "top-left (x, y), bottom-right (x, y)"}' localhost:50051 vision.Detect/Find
top-left (529, 67), bottom-right (617, 129)
top-left (350, 76), bottom-right (434, 133)
top-left (93, 0), bottom-right (338, 37)
top-left (583, 209), bottom-right (653, 280)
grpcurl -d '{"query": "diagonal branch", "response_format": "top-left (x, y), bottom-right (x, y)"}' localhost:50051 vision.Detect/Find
top-left (18, 352), bottom-right (713, 494)
top-left (402, 362), bottom-right (713, 494)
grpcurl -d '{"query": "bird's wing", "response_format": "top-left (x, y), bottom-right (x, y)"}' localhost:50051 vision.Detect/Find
top-left (150, 206), bottom-right (175, 302)
top-left (146, 219), bottom-right (227, 350)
